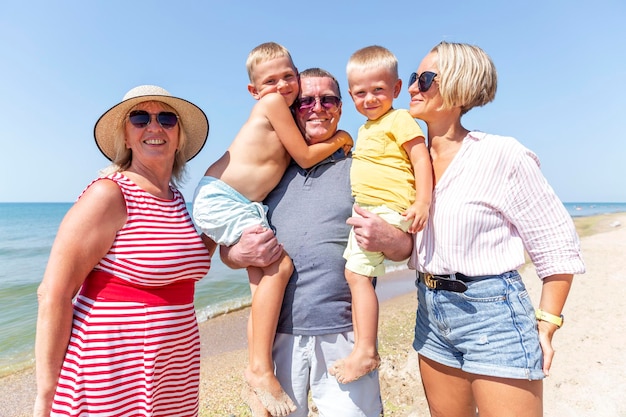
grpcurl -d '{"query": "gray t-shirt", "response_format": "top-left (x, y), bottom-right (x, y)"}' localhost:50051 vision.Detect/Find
top-left (265, 150), bottom-right (354, 335)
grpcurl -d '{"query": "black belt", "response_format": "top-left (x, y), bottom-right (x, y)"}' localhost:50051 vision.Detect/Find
top-left (418, 272), bottom-right (470, 293)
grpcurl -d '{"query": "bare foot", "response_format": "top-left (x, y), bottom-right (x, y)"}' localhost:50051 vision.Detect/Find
top-left (242, 385), bottom-right (271, 417)
top-left (329, 352), bottom-right (381, 384)
top-left (245, 368), bottom-right (296, 417)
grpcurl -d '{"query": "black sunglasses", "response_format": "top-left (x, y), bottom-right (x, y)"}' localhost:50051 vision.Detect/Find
top-left (296, 95), bottom-right (341, 112)
top-left (409, 71), bottom-right (437, 93)
top-left (128, 110), bottom-right (179, 129)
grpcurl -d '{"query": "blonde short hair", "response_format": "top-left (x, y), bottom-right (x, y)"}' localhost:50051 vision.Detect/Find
top-left (432, 41), bottom-right (497, 115)
top-left (245, 42), bottom-right (296, 83)
top-left (346, 45), bottom-right (398, 81)
top-left (100, 101), bottom-right (188, 186)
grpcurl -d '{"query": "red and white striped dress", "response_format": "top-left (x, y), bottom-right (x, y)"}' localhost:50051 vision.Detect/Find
top-left (51, 173), bottom-right (212, 417)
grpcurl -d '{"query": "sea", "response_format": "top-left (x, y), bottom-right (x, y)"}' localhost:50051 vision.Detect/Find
top-left (1, 201), bottom-right (625, 378)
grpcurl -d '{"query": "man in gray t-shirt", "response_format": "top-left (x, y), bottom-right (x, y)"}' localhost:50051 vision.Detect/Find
top-left (222, 68), bottom-right (412, 417)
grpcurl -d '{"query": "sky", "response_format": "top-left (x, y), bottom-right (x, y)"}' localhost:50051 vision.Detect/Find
top-left (1, 1), bottom-right (624, 203)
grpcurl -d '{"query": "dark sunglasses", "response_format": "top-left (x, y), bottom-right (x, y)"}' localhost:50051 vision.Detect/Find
top-left (296, 95), bottom-right (341, 112)
top-left (128, 110), bottom-right (179, 129)
top-left (409, 71), bottom-right (437, 93)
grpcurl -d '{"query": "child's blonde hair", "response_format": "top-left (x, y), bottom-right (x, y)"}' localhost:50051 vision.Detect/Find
top-left (246, 42), bottom-right (295, 83)
top-left (346, 45), bottom-right (398, 81)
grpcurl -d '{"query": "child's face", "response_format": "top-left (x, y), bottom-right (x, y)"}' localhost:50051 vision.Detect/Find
top-left (348, 67), bottom-right (401, 121)
top-left (248, 56), bottom-right (299, 106)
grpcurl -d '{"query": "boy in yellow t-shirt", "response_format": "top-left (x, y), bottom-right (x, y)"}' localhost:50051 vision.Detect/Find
top-left (330, 45), bottom-right (433, 384)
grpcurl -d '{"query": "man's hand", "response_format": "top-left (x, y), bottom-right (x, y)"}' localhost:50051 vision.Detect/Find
top-left (220, 225), bottom-right (282, 269)
top-left (347, 204), bottom-right (413, 262)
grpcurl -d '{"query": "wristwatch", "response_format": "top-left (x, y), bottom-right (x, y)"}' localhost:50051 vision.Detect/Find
top-left (535, 309), bottom-right (564, 328)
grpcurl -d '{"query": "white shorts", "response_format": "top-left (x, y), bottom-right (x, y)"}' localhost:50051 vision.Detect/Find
top-left (273, 332), bottom-right (382, 417)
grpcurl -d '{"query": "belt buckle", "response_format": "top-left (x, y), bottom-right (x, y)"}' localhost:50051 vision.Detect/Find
top-left (423, 273), bottom-right (438, 290)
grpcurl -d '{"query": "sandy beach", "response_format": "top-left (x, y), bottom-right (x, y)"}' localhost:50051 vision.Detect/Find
top-left (2, 213), bottom-right (624, 417)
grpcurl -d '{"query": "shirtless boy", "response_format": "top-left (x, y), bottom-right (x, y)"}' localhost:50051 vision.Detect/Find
top-left (193, 42), bottom-right (351, 417)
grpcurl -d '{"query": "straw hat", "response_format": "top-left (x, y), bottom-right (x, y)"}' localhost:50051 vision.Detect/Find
top-left (94, 85), bottom-right (209, 162)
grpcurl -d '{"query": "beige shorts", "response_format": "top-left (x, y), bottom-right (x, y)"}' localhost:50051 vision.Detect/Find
top-left (343, 204), bottom-right (411, 277)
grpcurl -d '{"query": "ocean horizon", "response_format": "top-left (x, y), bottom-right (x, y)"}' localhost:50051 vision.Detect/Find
top-left (1, 201), bottom-right (625, 377)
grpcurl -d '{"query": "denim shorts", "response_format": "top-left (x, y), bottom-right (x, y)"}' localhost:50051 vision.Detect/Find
top-left (413, 270), bottom-right (545, 380)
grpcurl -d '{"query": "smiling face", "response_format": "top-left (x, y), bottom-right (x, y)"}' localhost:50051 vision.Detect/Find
top-left (347, 67), bottom-right (401, 121)
top-left (124, 101), bottom-right (180, 166)
top-left (248, 56), bottom-right (300, 106)
top-left (408, 52), bottom-right (443, 123)
top-left (294, 76), bottom-right (342, 145)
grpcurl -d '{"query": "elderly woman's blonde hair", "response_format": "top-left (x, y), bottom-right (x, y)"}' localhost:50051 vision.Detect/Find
top-left (346, 45), bottom-right (399, 82)
top-left (432, 41), bottom-right (497, 115)
top-left (246, 42), bottom-right (296, 84)
top-left (99, 101), bottom-right (188, 186)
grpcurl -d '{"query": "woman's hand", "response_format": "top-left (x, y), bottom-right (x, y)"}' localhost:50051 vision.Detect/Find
top-left (536, 273), bottom-right (573, 376)
top-left (537, 320), bottom-right (559, 376)
top-left (33, 393), bottom-right (52, 417)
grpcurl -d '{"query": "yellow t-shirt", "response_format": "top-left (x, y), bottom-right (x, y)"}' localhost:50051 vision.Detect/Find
top-left (351, 109), bottom-right (425, 213)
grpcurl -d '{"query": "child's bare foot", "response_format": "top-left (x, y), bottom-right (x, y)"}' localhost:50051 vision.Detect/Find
top-left (241, 385), bottom-right (271, 417)
top-left (329, 352), bottom-right (381, 384)
top-left (245, 368), bottom-right (296, 417)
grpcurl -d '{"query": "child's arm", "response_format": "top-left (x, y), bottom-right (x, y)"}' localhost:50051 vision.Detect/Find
top-left (402, 136), bottom-right (433, 233)
top-left (263, 94), bottom-right (352, 168)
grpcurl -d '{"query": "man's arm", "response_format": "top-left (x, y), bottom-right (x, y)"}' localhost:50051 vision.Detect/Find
top-left (220, 225), bottom-right (282, 269)
top-left (347, 204), bottom-right (413, 261)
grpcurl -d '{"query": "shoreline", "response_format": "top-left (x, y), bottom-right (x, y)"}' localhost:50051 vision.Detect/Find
top-left (2, 212), bottom-right (625, 417)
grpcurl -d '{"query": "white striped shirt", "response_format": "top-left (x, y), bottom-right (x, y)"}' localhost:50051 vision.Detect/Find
top-left (410, 132), bottom-right (585, 279)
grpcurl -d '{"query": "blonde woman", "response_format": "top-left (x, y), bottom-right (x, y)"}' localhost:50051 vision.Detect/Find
top-left (408, 42), bottom-right (585, 416)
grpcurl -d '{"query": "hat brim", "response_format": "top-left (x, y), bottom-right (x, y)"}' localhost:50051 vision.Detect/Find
top-left (94, 94), bottom-right (209, 162)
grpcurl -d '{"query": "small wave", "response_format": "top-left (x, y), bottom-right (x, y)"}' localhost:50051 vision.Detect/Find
top-left (0, 354), bottom-right (35, 378)
top-left (195, 296), bottom-right (252, 322)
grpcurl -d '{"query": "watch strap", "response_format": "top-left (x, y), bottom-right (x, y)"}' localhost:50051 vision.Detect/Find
top-left (535, 309), bottom-right (564, 328)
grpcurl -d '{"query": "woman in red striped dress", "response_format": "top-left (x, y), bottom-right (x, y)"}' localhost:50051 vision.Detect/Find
top-left (34, 85), bottom-right (212, 417)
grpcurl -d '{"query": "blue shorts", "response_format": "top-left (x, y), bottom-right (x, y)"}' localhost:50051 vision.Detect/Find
top-left (413, 270), bottom-right (545, 380)
top-left (192, 176), bottom-right (270, 246)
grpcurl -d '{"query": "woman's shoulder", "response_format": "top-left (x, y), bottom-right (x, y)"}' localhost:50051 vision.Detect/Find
top-left (469, 131), bottom-right (530, 152)
top-left (469, 131), bottom-right (518, 144)
top-left (76, 175), bottom-right (126, 211)
top-left (468, 131), bottom-right (540, 166)
top-left (80, 172), bottom-right (140, 201)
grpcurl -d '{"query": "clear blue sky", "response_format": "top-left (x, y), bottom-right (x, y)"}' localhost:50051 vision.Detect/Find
top-left (1, 1), bottom-right (624, 203)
